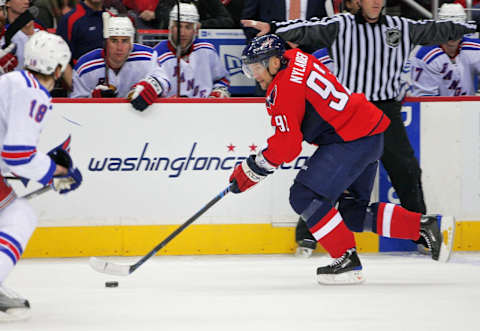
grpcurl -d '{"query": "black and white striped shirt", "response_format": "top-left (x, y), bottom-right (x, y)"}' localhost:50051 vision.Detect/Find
top-left (273, 13), bottom-right (476, 101)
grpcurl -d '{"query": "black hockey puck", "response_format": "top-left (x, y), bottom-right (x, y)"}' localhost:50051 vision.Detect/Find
top-left (105, 281), bottom-right (119, 288)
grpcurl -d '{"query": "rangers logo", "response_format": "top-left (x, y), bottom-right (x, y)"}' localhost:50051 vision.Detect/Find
top-left (385, 28), bottom-right (401, 48)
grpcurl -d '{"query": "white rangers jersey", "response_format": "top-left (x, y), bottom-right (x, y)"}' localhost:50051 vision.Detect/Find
top-left (410, 37), bottom-right (480, 96)
top-left (154, 39), bottom-right (230, 98)
top-left (71, 43), bottom-right (171, 98)
top-left (312, 48), bottom-right (334, 73)
top-left (0, 71), bottom-right (56, 185)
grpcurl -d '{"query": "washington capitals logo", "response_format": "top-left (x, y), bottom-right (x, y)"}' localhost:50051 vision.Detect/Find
top-left (266, 85), bottom-right (277, 110)
top-left (255, 38), bottom-right (275, 54)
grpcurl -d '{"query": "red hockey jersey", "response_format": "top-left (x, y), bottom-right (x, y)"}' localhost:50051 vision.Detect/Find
top-left (262, 49), bottom-right (390, 166)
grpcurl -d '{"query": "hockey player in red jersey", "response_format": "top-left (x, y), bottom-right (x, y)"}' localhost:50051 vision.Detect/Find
top-left (229, 34), bottom-right (455, 285)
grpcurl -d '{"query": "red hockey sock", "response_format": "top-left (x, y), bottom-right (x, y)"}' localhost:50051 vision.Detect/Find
top-left (308, 208), bottom-right (356, 258)
top-left (375, 203), bottom-right (421, 240)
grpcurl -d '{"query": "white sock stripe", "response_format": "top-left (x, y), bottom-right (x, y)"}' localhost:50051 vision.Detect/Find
top-left (312, 212), bottom-right (343, 241)
top-left (382, 204), bottom-right (394, 237)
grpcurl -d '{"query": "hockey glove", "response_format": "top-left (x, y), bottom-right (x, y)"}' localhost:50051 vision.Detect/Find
top-left (127, 76), bottom-right (163, 112)
top-left (91, 84), bottom-right (117, 98)
top-left (52, 167), bottom-right (82, 194)
top-left (229, 153), bottom-right (275, 193)
top-left (208, 87), bottom-right (230, 98)
top-left (48, 147), bottom-right (72, 169)
top-left (0, 44), bottom-right (18, 75)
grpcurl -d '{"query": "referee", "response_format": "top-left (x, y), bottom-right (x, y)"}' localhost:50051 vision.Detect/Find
top-left (242, 0), bottom-right (478, 255)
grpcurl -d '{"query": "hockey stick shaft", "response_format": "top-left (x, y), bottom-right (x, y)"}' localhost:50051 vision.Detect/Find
top-left (90, 185), bottom-right (231, 276)
top-left (21, 185), bottom-right (52, 200)
top-left (129, 185), bottom-right (231, 273)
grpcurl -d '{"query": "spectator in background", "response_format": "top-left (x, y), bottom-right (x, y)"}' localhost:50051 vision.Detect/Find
top-left (342, 0), bottom-right (359, 14)
top-left (454, 0), bottom-right (480, 23)
top-left (221, 0), bottom-right (243, 28)
top-left (410, 4), bottom-right (480, 96)
top-left (123, 0), bottom-right (159, 28)
top-left (154, 2), bottom-right (230, 97)
top-left (155, 0), bottom-right (234, 29)
top-left (56, 0), bottom-right (104, 90)
top-left (241, 0), bottom-right (330, 46)
top-left (0, 0), bottom-right (42, 75)
top-left (57, 0), bottom-right (104, 63)
top-left (30, 0), bottom-right (76, 28)
top-left (71, 13), bottom-right (171, 111)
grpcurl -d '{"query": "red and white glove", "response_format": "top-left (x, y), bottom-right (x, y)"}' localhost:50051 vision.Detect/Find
top-left (0, 44), bottom-right (18, 75)
top-left (229, 153), bottom-right (276, 193)
top-left (127, 76), bottom-right (163, 111)
top-left (209, 87), bottom-right (230, 98)
top-left (91, 84), bottom-right (117, 98)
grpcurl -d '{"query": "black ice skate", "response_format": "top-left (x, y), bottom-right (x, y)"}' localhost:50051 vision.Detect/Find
top-left (420, 215), bottom-right (455, 263)
top-left (0, 285), bottom-right (30, 322)
top-left (316, 248), bottom-right (365, 285)
top-left (295, 239), bottom-right (317, 257)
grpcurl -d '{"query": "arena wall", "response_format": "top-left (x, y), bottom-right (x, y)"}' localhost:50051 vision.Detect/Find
top-left (17, 97), bottom-right (480, 258)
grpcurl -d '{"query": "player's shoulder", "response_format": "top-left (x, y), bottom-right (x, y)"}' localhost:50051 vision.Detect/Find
top-left (128, 44), bottom-right (155, 62)
top-left (154, 40), bottom-right (175, 64)
top-left (275, 49), bottom-right (310, 87)
top-left (461, 37), bottom-right (480, 51)
top-left (415, 44), bottom-right (444, 64)
top-left (1, 71), bottom-right (51, 99)
top-left (74, 48), bottom-right (105, 76)
top-left (192, 39), bottom-right (217, 53)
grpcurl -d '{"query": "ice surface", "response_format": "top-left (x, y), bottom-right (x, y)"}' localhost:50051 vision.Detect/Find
top-left (2, 252), bottom-right (480, 331)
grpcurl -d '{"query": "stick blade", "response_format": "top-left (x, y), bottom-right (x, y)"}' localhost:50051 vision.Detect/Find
top-left (89, 257), bottom-right (131, 276)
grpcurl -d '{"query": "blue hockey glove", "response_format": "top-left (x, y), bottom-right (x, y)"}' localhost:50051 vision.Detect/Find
top-left (52, 167), bottom-right (82, 194)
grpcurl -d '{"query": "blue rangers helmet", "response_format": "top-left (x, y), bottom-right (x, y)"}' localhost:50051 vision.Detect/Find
top-left (241, 34), bottom-right (285, 78)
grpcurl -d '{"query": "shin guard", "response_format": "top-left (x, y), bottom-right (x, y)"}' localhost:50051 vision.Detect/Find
top-left (308, 208), bottom-right (356, 258)
top-left (371, 202), bottom-right (421, 240)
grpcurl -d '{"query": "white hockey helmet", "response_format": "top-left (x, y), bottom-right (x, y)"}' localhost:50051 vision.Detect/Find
top-left (169, 2), bottom-right (200, 24)
top-left (102, 12), bottom-right (135, 39)
top-left (438, 3), bottom-right (466, 23)
top-left (0, 0), bottom-right (5, 6)
top-left (24, 31), bottom-right (71, 75)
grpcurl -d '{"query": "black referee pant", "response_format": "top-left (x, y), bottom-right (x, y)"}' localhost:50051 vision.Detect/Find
top-left (295, 99), bottom-right (426, 245)
top-left (374, 99), bottom-right (426, 215)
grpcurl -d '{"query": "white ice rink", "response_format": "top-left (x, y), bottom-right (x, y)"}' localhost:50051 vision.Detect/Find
top-left (2, 252), bottom-right (480, 331)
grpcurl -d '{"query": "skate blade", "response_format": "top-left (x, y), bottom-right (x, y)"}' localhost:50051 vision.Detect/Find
top-left (416, 244), bottom-right (430, 255)
top-left (0, 307), bottom-right (31, 322)
top-left (317, 270), bottom-right (365, 285)
top-left (438, 216), bottom-right (456, 263)
top-left (295, 247), bottom-right (313, 258)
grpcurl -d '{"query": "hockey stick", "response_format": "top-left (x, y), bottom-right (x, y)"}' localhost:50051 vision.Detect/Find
top-left (89, 185), bottom-right (231, 276)
top-left (21, 185), bottom-right (52, 200)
